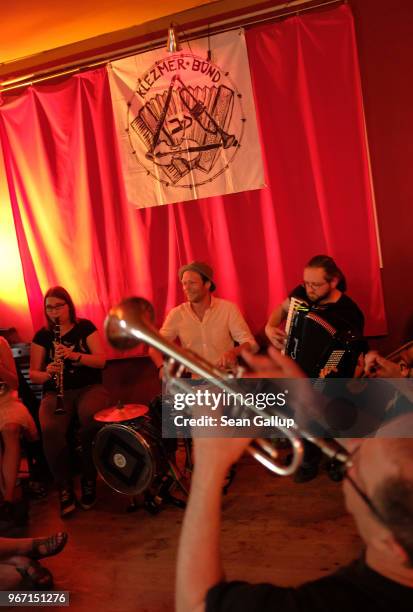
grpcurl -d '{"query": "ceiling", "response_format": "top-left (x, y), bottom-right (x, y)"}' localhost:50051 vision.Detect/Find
top-left (1, 1), bottom-right (218, 64)
top-left (1, 0), bottom-right (314, 82)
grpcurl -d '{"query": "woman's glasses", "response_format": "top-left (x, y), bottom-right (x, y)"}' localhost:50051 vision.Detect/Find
top-left (45, 302), bottom-right (67, 312)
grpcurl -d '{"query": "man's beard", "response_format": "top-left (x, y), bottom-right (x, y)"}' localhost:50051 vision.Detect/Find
top-left (306, 288), bottom-right (332, 305)
top-left (186, 293), bottom-right (202, 303)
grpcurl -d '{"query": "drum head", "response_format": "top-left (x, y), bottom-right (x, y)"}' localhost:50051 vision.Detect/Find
top-left (93, 424), bottom-right (155, 495)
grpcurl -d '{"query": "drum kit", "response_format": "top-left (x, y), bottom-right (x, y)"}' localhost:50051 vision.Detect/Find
top-left (91, 296), bottom-right (413, 515)
top-left (93, 401), bottom-right (188, 514)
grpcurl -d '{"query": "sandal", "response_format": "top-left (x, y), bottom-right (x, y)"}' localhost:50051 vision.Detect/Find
top-left (16, 561), bottom-right (54, 590)
top-left (30, 532), bottom-right (68, 560)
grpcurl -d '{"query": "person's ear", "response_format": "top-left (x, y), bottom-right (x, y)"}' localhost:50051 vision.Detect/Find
top-left (329, 276), bottom-right (339, 289)
top-left (399, 360), bottom-right (410, 377)
top-left (373, 530), bottom-right (409, 565)
top-left (205, 280), bottom-right (211, 291)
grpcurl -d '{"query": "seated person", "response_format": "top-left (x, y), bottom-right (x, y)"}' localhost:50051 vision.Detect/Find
top-left (30, 286), bottom-right (109, 517)
top-left (265, 255), bottom-right (365, 482)
top-left (150, 262), bottom-right (258, 376)
top-left (0, 336), bottom-right (38, 525)
top-left (265, 254), bottom-right (364, 350)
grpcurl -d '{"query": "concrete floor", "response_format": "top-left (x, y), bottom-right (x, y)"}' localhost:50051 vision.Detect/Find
top-left (19, 453), bottom-right (363, 612)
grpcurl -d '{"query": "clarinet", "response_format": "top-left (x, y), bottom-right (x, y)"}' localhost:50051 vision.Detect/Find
top-left (53, 318), bottom-right (66, 415)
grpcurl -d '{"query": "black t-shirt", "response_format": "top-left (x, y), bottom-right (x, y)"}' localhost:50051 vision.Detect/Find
top-left (206, 558), bottom-right (413, 612)
top-left (32, 319), bottom-right (102, 391)
top-left (289, 285), bottom-right (365, 336)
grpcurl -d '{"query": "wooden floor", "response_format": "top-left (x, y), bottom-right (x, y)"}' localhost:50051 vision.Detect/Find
top-left (21, 455), bottom-right (361, 611)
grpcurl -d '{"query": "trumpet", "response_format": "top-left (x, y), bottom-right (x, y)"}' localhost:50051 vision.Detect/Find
top-left (53, 318), bottom-right (66, 414)
top-left (105, 297), bottom-right (349, 476)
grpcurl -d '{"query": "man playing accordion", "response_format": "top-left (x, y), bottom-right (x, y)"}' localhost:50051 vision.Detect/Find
top-left (265, 255), bottom-right (365, 482)
top-left (265, 254), bottom-right (364, 354)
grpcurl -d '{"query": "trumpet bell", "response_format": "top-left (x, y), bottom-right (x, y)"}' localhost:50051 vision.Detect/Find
top-left (105, 297), bottom-right (155, 350)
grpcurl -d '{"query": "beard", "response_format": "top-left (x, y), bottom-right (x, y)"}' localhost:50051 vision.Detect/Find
top-left (306, 287), bottom-right (332, 304)
top-left (186, 292), bottom-right (204, 303)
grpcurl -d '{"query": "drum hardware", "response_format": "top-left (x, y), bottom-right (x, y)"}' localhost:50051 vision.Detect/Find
top-left (126, 477), bottom-right (186, 514)
top-left (93, 402), bottom-right (188, 514)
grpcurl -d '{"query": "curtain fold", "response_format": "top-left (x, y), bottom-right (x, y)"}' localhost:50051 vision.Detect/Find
top-left (0, 4), bottom-right (386, 349)
top-left (0, 70), bottom-right (153, 351)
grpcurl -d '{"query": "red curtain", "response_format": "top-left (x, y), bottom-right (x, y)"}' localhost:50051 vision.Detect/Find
top-left (0, 4), bottom-right (386, 351)
top-left (0, 70), bottom-right (153, 352)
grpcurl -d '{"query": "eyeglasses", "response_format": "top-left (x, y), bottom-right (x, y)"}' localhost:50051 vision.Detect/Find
top-left (341, 446), bottom-right (386, 524)
top-left (303, 281), bottom-right (329, 289)
top-left (45, 302), bottom-right (67, 312)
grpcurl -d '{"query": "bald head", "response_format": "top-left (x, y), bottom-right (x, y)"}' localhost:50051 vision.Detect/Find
top-left (359, 419), bottom-right (413, 566)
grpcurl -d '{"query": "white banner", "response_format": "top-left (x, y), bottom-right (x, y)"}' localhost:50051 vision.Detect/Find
top-left (108, 29), bottom-right (265, 208)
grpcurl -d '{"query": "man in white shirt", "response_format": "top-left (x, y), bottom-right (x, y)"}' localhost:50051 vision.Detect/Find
top-left (150, 262), bottom-right (258, 374)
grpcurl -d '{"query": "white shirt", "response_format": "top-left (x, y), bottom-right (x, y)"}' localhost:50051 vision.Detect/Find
top-left (160, 296), bottom-right (258, 364)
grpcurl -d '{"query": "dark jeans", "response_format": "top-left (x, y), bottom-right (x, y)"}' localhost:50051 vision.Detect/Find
top-left (39, 385), bottom-right (109, 485)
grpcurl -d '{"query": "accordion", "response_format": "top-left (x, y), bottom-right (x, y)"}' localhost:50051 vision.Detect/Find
top-left (284, 298), bottom-right (361, 378)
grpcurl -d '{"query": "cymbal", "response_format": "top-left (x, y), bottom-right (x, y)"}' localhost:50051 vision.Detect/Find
top-left (94, 403), bottom-right (149, 423)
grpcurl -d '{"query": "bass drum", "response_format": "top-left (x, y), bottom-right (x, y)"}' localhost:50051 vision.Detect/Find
top-left (93, 417), bottom-right (165, 495)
